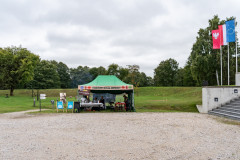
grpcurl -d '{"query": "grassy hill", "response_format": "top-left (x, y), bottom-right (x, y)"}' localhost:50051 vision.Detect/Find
top-left (0, 87), bottom-right (202, 113)
top-left (135, 87), bottom-right (201, 112)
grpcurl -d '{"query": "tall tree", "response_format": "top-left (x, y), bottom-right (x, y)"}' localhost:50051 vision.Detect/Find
top-left (125, 65), bottom-right (140, 86)
top-left (70, 66), bottom-right (93, 88)
top-left (146, 76), bottom-right (154, 86)
top-left (97, 66), bottom-right (107, 75)
top-left (32, 60), bottom-right (60, 89)
top-left (56, 62), bottom-right (71, 88)
top-left (182, 60), bottom-right (197, 86)
top-left (89, 67), bottom-right (99, 79)
top-left (175, 68), bottom-right (184, 86)
top-left (107, 64), bottom-right (120, 77)
top-left (89, 66), bottom-right (107, 79)
top-left (138, 72), bottom-right (148, 87)
top-left (118, 67), bottom-right (129, 81)
top-left (154, 58), bottom-right (179, 86)
top-left (0, 46), bottom-right (39, 95)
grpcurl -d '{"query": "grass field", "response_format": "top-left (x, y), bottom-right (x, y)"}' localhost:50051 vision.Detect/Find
top-left (135, 87), bottom-right (201, 112)
top-left (0, 87), bottom-right (202, 113)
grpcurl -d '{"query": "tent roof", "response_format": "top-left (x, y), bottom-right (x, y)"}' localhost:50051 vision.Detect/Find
top-left (78, 75), bottom-right (133, 93)
top-left (82, 75), bottom-right (131, 86)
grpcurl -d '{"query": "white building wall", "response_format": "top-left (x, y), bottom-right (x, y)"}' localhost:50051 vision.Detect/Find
top-left (236, 73), bottom-right (240, 86)
top-left (197, 87), bottom-right (240, 113)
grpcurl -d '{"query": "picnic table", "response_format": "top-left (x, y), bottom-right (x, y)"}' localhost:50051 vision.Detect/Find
top-left (80, 103), bottom-right (104, 111)
top-left (114, 102), bottom-right (126, 111)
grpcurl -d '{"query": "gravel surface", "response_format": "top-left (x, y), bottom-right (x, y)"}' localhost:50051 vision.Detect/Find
top-left (0, 111), bottom-right (239, 160)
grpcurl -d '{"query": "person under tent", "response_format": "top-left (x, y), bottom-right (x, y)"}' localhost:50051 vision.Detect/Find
top-left (123, 94), bottom-right (129, 111)
top-left (99, 96), bottom-right (105, 109)
top-left (93, 97), bottom-right (98, 103)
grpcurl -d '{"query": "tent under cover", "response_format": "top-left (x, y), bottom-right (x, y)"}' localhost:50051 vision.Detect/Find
top-left (78, 75), bottom-right (135, 111)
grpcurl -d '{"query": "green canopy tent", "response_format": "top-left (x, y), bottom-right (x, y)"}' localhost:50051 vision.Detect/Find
top-left (78, 75), bottom-right (135, 111)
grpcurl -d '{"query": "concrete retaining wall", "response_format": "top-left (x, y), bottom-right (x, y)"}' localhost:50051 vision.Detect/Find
top-left (197, 86), bottom-right (240, 113)
top-left (236, 73), bottom-right (240, 86)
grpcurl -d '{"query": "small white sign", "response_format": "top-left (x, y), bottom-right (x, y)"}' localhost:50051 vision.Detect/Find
top-left (40, 94), bottom-right (46, 99)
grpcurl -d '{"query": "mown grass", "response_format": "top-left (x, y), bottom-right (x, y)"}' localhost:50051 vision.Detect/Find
top-left (134, 87), bottom-right (201, 112)
top-left (0, 87), bottom-right (202, 113)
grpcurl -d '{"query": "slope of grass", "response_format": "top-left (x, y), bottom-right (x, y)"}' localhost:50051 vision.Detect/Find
top-left (0, 89), bottom-right (77, 97)
top-left (134, 87), bottom-right (201, 112)
top-left (0, 87), bottom-right (202, 113)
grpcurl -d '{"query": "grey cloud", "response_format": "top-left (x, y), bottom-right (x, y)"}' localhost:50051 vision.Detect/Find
top-left (47, 32), bottom-right (92, 47)
top-left (1, 0), bottom-right (240, 77)
top-left (36, 0), bottom-right (167, 31)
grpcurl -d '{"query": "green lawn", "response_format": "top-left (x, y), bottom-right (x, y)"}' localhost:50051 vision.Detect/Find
top-left (0, 96), bottom-right (61, 113)
top-left (0, 87), bottom-right (202, 113)
top-left (134, 87), bottom-right (201, 112)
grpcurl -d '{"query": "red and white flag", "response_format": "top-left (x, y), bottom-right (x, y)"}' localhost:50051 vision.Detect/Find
top-left (218, 25), bottom-right (227, 46)
top-left (212, 29), bottom-right (220, 49)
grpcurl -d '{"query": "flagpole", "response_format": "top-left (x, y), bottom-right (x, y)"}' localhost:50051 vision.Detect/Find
top-left (235, 18), bottom-right (238, 73)
top-left (228, 43), bottom-right (230, 85)
top-left (220, 46), bottom-right (223, 86)
top-left (236, 37), bottom-right (238, 73)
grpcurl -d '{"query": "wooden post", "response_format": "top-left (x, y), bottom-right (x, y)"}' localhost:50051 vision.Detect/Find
top-left (66, 101), bottom-right (68, 113)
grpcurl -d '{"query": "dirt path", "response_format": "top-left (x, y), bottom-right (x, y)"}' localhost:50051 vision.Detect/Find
top-left (0, 112), bottom-right (239, 160)
top-left (0, 109), bottom-right (50, 119)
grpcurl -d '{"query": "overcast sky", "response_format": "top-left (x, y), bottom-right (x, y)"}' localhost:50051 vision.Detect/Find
top-left (1, 0), bottom-right (240, 77)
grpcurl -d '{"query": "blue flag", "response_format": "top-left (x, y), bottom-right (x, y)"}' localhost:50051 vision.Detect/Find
top-left (226, 20), bottom-right (235, 42)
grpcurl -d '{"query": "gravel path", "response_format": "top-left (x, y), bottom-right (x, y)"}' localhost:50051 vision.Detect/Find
top-left (0, 112), bottom-right (239, 160)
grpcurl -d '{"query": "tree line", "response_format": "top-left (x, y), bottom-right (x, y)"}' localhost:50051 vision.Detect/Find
top-left (0, 15), bottom-right (239, 96)
top-left (0, 47), bottom-right (153, 95)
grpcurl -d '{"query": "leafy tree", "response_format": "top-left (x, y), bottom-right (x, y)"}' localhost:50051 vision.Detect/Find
top-left (70, 66), bottom-right (93, 88)
top-left (182, 60), bottom-right (197, 86)
top-left (175, 68), bottom-right (184, 86)
top-left (124, 65), bottom-right (140, 96)
top-left (89, 67), bottom-right (98, 79)
top-left (0, 46), bottom-right (39, 96)
top-left (107, 64), bottom-right (131, 81)
top-left (107, 64), bottom-right (120, 77)
top-left (97, 66), bottom-right (107, 75)
top-left (0, 48), bottom-right (4, 90)
top-left (125, 65), bottom-right (140, 86)
top-left (118, 67), bottom-right (129, 81)
top-left (32, 60), bottom-right (60, 89)
top-left (56, 62), bottom-right (71, 88)
top-left (138, 72), bottom-right (150, 87)
top-left (89, 66), bottom-right (107, 79)
top-left (146, 76), bottom-right (154, 86)
top-left (154, 58), bottom-right (179, 86)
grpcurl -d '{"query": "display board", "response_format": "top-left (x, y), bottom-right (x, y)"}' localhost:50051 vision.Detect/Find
top-left (67, 101), bottom-right (74, 109)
